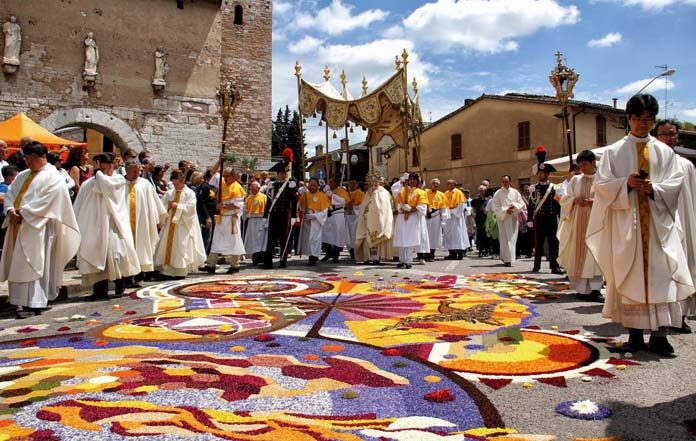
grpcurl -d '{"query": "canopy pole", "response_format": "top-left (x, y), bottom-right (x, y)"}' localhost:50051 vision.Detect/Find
top-left (294, 62), bottom-right (306, 181)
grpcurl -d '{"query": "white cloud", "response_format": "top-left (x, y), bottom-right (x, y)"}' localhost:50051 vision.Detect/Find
top-left (272, 30), bottom-right (287, 42)
top-left (588, 32), bottom-right (623, 48)
top-left (615, 77), bottom-right (675, 95)
top-left (402, 0), bottom-right (579, 53)
top-left (595, 0), bottom-right (696, 11)
top-left (274, 1), bottom-right (293, 15)
top-left (288, 36), bottom-right (324, 54)
top-left (382, 25), bottom-right (404, 39)
top-left (682, 108), bottom-right (696, 119)
top-left (294, 0), bottom-right (389, 36)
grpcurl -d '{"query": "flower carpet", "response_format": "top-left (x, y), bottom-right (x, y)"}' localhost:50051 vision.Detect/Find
top-left (0, 273), bottom-right (631, 440)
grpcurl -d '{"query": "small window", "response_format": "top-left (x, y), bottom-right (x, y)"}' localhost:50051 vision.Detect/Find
top-left (596, 115), bottom-right (607, 146)
top-left (518, 121), bottom-right (531, 150)
top-left (234, 5), bottom-right (244, 25)
top-left (451, 133), bottom-right (462, 160)
top-left (376, 147), bottom-right (383, 165)
top-left (412, 147), bottom-right (419, 167)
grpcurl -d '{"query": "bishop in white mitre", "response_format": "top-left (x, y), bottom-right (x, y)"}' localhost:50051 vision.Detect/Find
top-left (557, 150), bottom-right (604, 301)
top-left (586, 94), bottom-right (693, 357)
top-left (124, 160), bottom-right (166, 284)
top-left (0, 142), bottom-right (80, 317)
top-left (490, 175), bottom-right (525, 266)
top-left (154, 170), bottom-right (206, 278)
top-left (74, 153), bottom-right (140, 301)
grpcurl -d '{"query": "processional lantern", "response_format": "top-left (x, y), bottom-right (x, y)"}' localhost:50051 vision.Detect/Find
top-left (548, 51), bottom-right (579, 170)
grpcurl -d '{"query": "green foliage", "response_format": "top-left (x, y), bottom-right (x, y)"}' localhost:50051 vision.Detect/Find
top-left (272, 105), bottom-right (305, 177)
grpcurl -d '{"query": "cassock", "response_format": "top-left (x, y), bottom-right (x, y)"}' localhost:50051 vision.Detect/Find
top-left (210, 180), bottom-right (246, 256)
top-left (74, 172), bottom-right (140, 286)
top-left (393, 187), bottom-right (429, 264)
top-left (0, 164), bottom-right (80, 308)
top-left (126, 177), bottom-right (166, 272)
top-left (299, 191), bottom-right (330, 257)
top-left (154, 186), bottom-right (206, 277)
top-left (243, 192), bottom-right (268, 255)
top-left (675, 155), bottom-right (696, 316)
top-left (558, 174), bottom-right (603, 293)
top-left (443, 188), bottom-right (470, 252)
top-left (355, 185), bottom-right (394, 262)
top-left (345, 188), bottom-right (364, 251)
top-left (586, 134), bottom-right (693, 330)
top-left (491, 187), bottom-right (525, 264)
top-left (425, 189), bottom-right (448, 250)
top-left (323, 186), bottom-right (349, 248)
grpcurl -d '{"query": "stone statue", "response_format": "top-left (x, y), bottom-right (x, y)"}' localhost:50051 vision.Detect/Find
top-left (83, 32), bottom-right (99, 75)
top-left (2, 15), bottom-right (21, 73)
top-left (152, 48), bottom-right (168, 90)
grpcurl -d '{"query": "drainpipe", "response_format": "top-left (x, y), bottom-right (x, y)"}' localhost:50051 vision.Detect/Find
top-left (572, 106), bottom-right (587, 155)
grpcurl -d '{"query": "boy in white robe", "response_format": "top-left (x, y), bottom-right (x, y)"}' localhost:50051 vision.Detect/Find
top-left (443, 180), bottom-right (470, 260)
top-left (299, 178), bottom-right (330, 266)
top-left (204, 168), bottom-right (246, 274)
top-left (345, 180), bottom-right (364, 261)
top-left (393, 173), bottom-right (429, 269)
top-left (586, 94), bottom-right (693, 357)
top-left (321, 179), bottom-right (348, 263)
top-left (124, 160), bottom-right (166, 285)
top-left (243, 181), bottom-right (268, 265)
top-left (425, 178), bottom-right (448, 261)
top-left (491, 175), bottom-right (525, 267)
top-left (0, 141), bottom-right (80, 317)
top-left (154, 171), bottom-right (206, 278)
top-left (557, 150), bottom-right (604, 301)
top-left (74, 153), bottom-right (140, 301)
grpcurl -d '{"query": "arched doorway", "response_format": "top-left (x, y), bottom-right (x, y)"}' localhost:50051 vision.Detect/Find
top-left (41, 108), bottom-right (144, 155)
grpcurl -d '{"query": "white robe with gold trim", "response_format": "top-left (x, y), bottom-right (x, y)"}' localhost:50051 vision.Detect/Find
top-left (491, 187), bottom-right (525, 264)
top-left (126, 177), bottom-right (166, 272)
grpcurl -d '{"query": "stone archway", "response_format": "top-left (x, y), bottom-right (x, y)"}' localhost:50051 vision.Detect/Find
top-left (41, 108), bottom-right (144, 152)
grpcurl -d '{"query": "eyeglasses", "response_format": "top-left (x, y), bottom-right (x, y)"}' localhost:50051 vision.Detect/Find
top-left (657, 131), bottom-right (678, 138)
top-left (629, 116), bottom-right (655, 124)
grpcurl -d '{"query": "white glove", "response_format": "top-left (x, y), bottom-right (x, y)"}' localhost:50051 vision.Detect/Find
top-left (291, 217), bottom-right (297, 225)
top-left (263, 218), bottom-right (269, 228)
top-left (401, 204), bottom-right (412, 212)
top-left (527, 221), bottom-right (533, 228)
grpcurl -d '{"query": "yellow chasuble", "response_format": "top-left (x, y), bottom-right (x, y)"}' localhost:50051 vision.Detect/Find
top-left (426, 189), bottom-right (447, 210)
top-left (399, 187), bottom-right (428, 208)
top-left (244, 193), bottom-right (267, 215)
top-left (636, 142), bottom-right (651, 298)
top-left (303, 191), bottom-right (331, 212)
top-left (444, 188), bottom-right (465, 209)
top-left (349, 189), bottom-right (365, 206)
top-left (165, 190), bottom-right (182, 265)
top-left (128, 181), bottom-right (137, 243)
top-left (332, 187), bottom-right (350, 205)
top-left (11, 171), bottom-right (39, 245)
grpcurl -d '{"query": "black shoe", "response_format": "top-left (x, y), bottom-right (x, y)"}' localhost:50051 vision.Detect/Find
top-left (279, 262), bottom-right (287, 269)
top-left (14, 309), bottom-right (34, 319)
top-left (551, 267), bottom-right (565, 275)
top-left (532, 267), bottom-right (540, 272)
top-left (404, 263), bottom-right (412, 269)
top-left (503, 262), bottom-right (512, 267)
top-left (308, 256), bottom-right (318, 267)
top-left (54, 286), bottom-right (69, 303)
top-left (648, 336), bottom-right (676, 358)
top-left (397, 263), bottom-right (405, 269)
top-left (320, 254), bottom-right (331, 262)
top-left (200, 265), bottom-right (216, 274)
top-left (670, 318), bottom-right (692, 334)
top-left (371, 260), bottom-right (381, 265)
top-left (86, 294), bottom-right (109, 302)
top-left (262, 264), bottom-right (273, 270)
top-left (226, 267), bottom-right (240, 274)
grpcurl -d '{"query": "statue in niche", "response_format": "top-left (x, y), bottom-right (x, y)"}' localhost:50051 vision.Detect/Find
top-left (82, 32), bottom-right (99, 88)
top-left (152, 48), bottom-right (168, 91)
top-left (2, 15), bottom-right (21, 74)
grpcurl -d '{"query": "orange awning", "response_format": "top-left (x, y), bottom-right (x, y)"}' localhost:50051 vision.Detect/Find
top-left (0, 113), bottom-right (86, 148)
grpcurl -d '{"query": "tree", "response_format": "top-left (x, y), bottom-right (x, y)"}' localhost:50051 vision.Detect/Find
top-left (271, 106), bottom-right (305, 177)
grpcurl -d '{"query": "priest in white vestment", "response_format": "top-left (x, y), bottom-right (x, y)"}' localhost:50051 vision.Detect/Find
top-left (154, 170), bottom-right (206, 278)
top-left (425, 179), bottom-right (449, 261)
top-left (586, 94), bottom-right (693, 357)
top-left (393, 173), bottom-right (429, 269)
top-left (299, 178), bottom-right (330, 266)
top-left (243, 181), bottom-right (268, 264)
top-left (74, 153), bottom-right (140, 301)
top-left (0, 141), bottom-right (80, 317)
top-left (558, 150), bottom-right (604, 301)
top-left (355, 174), bottom-right (393, 264)
top-left (322, 179), bottom-right (349, 263)
top-left (124, 160), bottom-right (166, 284)
top-left (443, 180), bottom-right (470, 260)
top-left (652, 119), bottom-right (696, 333)
top-left (345, 180), bottom-right (364, 261)
top-left (491, 175), bottom-right (526, 267)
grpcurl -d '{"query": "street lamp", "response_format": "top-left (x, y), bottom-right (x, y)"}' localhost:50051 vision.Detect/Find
top-left (636, 68), bottom-right (675, 95)
top-left (549, 51), bottom-right (579, 171)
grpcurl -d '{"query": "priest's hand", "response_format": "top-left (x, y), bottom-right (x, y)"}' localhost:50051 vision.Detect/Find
top-left (627, 173), bottom-right (647, 191)
top-left (573, 197), bottom-right (586, 207)
top-left (404, 213), bottom-right (410, 221)
top-left (169, 201), bottom-right (178, 210)
top-left (638, 181), bottom-right (653, 197)
top-left (8, 209), bottom-right (22, 225)
top-left (506, 206), bottom-right (515, 214)
top-left (206, 217), bottom-right (212, 228)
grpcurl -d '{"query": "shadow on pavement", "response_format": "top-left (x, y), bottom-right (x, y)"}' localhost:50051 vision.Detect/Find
top-left (604, 394), bottom-right (696, 441)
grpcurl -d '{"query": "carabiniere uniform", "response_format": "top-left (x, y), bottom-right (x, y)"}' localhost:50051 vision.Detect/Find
top-left (528, 163), bottom-right (562, 274)
top-left (262, 175), bottom-right (297, 269)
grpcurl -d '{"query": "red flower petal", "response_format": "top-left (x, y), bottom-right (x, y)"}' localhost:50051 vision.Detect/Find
top-left (424, 388), bottom-right (455, 402)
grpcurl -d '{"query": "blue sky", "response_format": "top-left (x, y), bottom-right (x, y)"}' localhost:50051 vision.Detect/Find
top-left (272, 0), bottom-right (696, 149)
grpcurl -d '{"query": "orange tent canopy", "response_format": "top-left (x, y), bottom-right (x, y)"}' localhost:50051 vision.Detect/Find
top-left (0, 112), bottom-right (86, 148)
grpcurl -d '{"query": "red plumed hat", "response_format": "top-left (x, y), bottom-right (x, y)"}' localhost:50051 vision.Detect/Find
top-left (535, 145), bottom-right (547, 164)
top-left (282, 147), bottom-right (294, 163)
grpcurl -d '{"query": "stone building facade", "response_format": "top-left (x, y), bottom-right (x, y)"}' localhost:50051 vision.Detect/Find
top-left (384, 93), bottom-right (627, 190)
top-left (0, 0), bottom-right (272, 167)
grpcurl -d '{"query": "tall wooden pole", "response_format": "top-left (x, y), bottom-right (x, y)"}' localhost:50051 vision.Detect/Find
top-left (340, 69), bottom-right (351, 183)
top-left (294, 61), bottom-right (306, 181)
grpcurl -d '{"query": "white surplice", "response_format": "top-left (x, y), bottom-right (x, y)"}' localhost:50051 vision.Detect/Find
top-left (0, 165), bottom-right (80, 307)
top-left (126, 177), bottom-right (166, 272)
top-left (299, 205), bottom-right (327, 257)
top-left (491, 187), bottom-right (525, 264)
top-left (243, 215), bottom-right (268, 255)
top-left (74, 171), bottom-right (140, 285)
top-left (675, 155), bottom-right (696, 315)
top-left (443, 202), bottom-right (470, 251)
top-left (586, 134), bottom-right (693, 330)
top-left (558, 174), bottom-right (604, 293)
top-left (210, 198), bottom-right (246, 256)
top-left (154, 187), bottom-right (206, 277)
top-left (393, 190), bottom-right (428, 264)
top-left (322, 190), bottom-right (346, 248)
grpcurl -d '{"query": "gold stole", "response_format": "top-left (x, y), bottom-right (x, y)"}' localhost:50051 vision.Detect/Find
top-left (11, 171), bottom-right (39, 245)
top-left (128, 181), bottom-right (137, 244)
top-left (164, 190), bottom-right (182, 266)
top-left (636, 142), bottom-right (650, 300)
